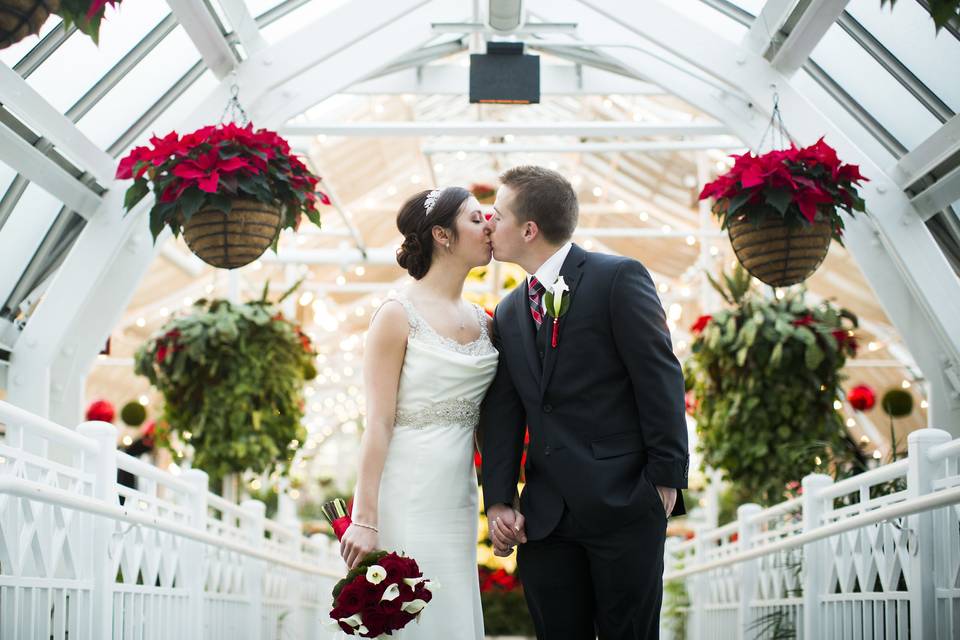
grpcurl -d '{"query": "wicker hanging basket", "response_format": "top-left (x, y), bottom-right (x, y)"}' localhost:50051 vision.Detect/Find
top-left (727, 213), bottom-right (833, 288)
top-left (183, 198), bottom-right (282, 270)
top-left (0, 0), bottom-right (58, 50)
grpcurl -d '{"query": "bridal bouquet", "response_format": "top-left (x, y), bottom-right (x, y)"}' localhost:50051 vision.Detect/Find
top-left (322, 499), bottom-right (435, 637)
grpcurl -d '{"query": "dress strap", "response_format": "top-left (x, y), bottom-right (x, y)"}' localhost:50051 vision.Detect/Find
top-left (473, 304), bottom-right (491, 341)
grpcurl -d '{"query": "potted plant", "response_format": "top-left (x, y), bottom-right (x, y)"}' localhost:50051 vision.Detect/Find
top-left (684, 266), bottom-right (859, 505)
top-left (699, 137), bottom-right (867, 287)
top-left (1, 1), bottom-right (121, 49)
top-left (117, 122), bottom-right (329, 269)
top-left (134, 283), bottom-right (317, 483)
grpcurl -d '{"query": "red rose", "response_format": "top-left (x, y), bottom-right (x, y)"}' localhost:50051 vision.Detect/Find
top-left (792, 315), bottom-right (815, 327)
top-left (388, 610), bottom-right (416, 630)
top-left (335, 579), bottom-right (366, 612)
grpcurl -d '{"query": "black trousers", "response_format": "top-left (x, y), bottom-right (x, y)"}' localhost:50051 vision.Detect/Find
top-left (517, 498), bottom-right (666, 640)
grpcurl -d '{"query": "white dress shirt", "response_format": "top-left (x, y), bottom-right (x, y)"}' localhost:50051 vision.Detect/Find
top-left (528, 241), bottom-right (573, 313)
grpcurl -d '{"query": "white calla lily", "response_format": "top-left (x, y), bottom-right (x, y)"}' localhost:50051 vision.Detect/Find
top-left (403, 577), bottom-right (422, 588)
top-left (401, 598), bottom-right (428, 614)
top-left (365, 564), bottom-right (387, 585)
top-left (551, 276), bottom-right (569, 317)
top-left (381, 583), bottom-right (401, 601)
top-left (339, 614), bottom-right (363, 628)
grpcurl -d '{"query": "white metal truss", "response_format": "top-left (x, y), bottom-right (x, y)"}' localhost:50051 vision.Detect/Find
top-left (747, 0), bottom-right (851, 76)
top-left (890, 114), bottom-right (960, 221)
top-left (166, 0), bottom-right (239, 79)
top-left (0, 65), bottom-right (115, 186)
top-left (217, 0), bottom-right (269, 56)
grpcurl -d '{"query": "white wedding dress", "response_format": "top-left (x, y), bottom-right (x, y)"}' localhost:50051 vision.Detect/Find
top-left (376, 292), bottom-right (498, 639)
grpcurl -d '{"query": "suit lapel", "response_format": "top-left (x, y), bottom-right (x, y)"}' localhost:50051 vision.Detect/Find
top-left (540, 244), bottom-right (587, 396)
top-left (514, 280), bottom-right (542, 382)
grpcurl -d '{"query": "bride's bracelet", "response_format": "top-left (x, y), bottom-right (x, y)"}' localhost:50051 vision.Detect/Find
top-left (351, 521), bottom-right (379, 533)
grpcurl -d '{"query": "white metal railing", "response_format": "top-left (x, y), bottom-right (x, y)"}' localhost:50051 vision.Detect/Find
top-left (661, 427), bottom-right (960, 640)
top-left (0, 400), bottom-right (344, 640)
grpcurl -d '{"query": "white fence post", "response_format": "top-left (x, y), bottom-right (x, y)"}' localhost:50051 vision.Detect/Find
top-left (77, 421), bottom-right (118, 640)
top-left (282, 513), bottom-right (304, 638)
top-left (183, 469), bottom-right (209, 640)
top-left (907, 428), bottom-right (951, 639)
top-left (801, 473), bottom-right (833, 640)
top-left (688, 527), bottom-right (705, 640)
top-left (77, 422), bottom-right (120, 638)
top-left (737, 503), bottom-right (762, 637)
top-left (242, 499), bottom-right (266, 640)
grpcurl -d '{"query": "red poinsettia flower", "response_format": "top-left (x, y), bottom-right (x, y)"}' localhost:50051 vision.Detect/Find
top-left (690, 314), bottom-right (713, 334)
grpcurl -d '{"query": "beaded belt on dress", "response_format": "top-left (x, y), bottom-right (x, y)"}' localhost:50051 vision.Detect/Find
top-left (394, 398), bottom-right (480, 429)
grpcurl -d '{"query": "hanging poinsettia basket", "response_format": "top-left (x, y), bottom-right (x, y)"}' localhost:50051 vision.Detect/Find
top-left (117, 122), bottom-right (329, 269)
top-left (699, 138), bottom-right (868, 287)
top-left (0, 0), bottom-right (120, 50)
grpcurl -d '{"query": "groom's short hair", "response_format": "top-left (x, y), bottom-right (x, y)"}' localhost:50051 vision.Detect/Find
top-left (500, 166), bottom-right (578, 244)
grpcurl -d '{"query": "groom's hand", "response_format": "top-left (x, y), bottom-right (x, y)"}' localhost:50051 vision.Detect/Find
top-left (656, 486), bottom-right (677, 517)
top-left (487, 504), bottom-right (526, 555)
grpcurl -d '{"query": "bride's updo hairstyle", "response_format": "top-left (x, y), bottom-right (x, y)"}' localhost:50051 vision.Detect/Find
top-left (396, 186), bottom-right (471, 280)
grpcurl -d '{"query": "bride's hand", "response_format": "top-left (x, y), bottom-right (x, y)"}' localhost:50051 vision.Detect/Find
top-left (340, 524), bottom-right (378, 569)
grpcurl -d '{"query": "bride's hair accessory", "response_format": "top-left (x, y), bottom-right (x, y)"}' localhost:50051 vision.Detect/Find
top-left (424, 188), bottom-right (443, 216)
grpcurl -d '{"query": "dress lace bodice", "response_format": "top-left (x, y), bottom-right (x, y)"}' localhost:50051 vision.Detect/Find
top-left (383, 292), bottom-right (498, 430)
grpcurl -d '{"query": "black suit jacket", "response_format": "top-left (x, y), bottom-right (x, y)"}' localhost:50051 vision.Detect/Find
top-left (480, 244), bottom-right (689, 540)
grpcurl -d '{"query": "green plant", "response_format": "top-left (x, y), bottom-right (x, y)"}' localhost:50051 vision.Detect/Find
top-left (685, 266), bottom-right (859, 505)
top-left (882, 0), bottom-right (959, 31)
top-left (663, 571), bottom-right (690, 638)
top-left (881, 388), bottom-right (913, 418)
top-left (134, 282), bottom-right (314, 483)
top-left (480, 589), bottom-right (535, 635)
top-left (120, 401), bottom-right (146, 426)
top-left (57, 1), bottom-right (121, 44)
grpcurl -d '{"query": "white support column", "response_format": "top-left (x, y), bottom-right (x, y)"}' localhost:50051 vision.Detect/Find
top-left (736, 503), bottom-right (762, 636)
top-left (183, 469), bottom-right (209, 640)
top-left (242, 499), bottom-right (266, 640)
top-left (801, 473), bottom-right (834, 640)
top-left (907, 428), bottom-right (951, 639)
top-left (77, 421), bottom-right (118, 640)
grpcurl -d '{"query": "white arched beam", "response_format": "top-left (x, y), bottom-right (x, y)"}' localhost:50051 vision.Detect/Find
top-left (747, 0), bottom-right (851, 76)
top-left (532, 0), bottom-right (960, 430)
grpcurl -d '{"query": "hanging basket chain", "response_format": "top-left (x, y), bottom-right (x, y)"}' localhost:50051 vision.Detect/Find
top-left (756, 89), bottom-right (795, 153)
top-left (219, 75), bottom-right (249, 126)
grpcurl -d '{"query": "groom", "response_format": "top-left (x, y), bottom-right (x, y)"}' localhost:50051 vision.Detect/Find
top-left (480, 166), bottom-right (689, 639)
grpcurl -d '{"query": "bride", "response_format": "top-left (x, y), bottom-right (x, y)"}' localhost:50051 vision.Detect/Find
top-left (339, 186), bottom-right (498, 638)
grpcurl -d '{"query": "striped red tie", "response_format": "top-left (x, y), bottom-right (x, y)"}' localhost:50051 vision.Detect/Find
top-left (528, 277), bottom-right (546, 328)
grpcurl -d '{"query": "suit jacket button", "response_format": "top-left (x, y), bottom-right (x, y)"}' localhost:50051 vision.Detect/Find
top-left (545, 446), bottom-right (551, 456)
top-left (543, 404), bottom-right (552, 413)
